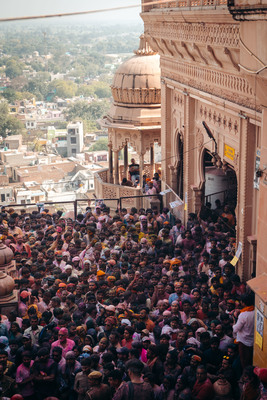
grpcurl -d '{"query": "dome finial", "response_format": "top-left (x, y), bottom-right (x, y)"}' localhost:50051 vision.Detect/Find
top-left (134, 34), bottom-right (157, 56)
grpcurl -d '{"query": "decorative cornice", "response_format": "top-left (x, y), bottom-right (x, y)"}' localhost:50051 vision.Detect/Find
top-left (144, 22), bottom-right (240, 48)
top-left (161, 58), bottom-right (259, 110)
top-left (111, 87), bottom-right (161, 105)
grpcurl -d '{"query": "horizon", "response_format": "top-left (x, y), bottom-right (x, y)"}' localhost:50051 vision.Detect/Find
top-left (1, 0), bottom-right (142, 25)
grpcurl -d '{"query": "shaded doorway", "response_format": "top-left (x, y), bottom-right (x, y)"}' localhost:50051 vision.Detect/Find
top-left (176, 133), bottom-right (184, 200)
top-left (203, 150), bottom-right (237, 209)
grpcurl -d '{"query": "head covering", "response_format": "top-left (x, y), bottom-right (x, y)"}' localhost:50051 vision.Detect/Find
top-left (107, 259), bottom-right (116, 266)
top-left (107, 276), bottom-right (116, 282)
top-left (82, 345), bottom-right (93, 353)
top-left (97, 270), bottom-right (105, 277)
top-left (163, 311), bottom-right (172, 317)
top-left (171, 259), bottom-right (182, 267)
top-left (191, 355), bottom-right (202, 362)
top-left (76, 325), bottom-right (86, 335)
top-left (72, 256), bottom-right (80, 262)
top-left (59, 283), bottom-right (67, 288)
top-left (121, 319), bottom-right (131, 326)
top-left (105, 305), bottom-right (116, 312)
top-left (22, 333), bottom-right (31, 340)
top-left (59, 328), bottom-right (68, 336)
top-left (116, 287), bottom-right (126, 295)
top-left (0, 336), bottom-right (9, 351)
top-left (142, 336), bottom-right (151, 342)
top-left (254, 367), bottom-right (267, 383)
top-left (67, 283), bottom-right (75, 288)
top-left (20, 291), bottom-right (30, 299)
top-left (88, 371), bottom-right (102, 379)
top-left (188, 318), bottom-right (199, 326)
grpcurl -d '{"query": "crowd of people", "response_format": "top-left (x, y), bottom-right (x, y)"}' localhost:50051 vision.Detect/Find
top-left (0, 200), bottom-right (265, 400)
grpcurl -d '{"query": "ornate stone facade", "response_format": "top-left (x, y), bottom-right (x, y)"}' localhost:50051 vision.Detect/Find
top-left (100, 34), bottom-right (161, 186)
top-left (0, 241), bottom-right (18, 314)
top-left (141, 2), bottom-right (267, 282)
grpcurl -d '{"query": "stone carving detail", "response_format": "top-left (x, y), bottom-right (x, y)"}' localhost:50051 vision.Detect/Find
top-left (173, 92), bottom-right (184, 108)
top-left (161, 59), bottom-right (258, 110)
top-left (198, 105), bottom-right (239, 135)
top-left (111, 87), bottom-right (161, 105)
top-left (102, 186), bottom-right (117, 199)
top-left (145, 23), bottom-right (239, 48)
top-left (143, 164), bottom-right (153, 177)
top-left (120, 188), bottom-right (137, 197)
top-left (233, 152), bottom-right (239, 175)
top-left (196, 128), bottom-right (204, 148)
top-left (98, 170), bottom-right (108, 182)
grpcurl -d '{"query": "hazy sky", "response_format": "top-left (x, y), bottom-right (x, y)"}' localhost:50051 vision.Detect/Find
top-left (1, 0), bottom-right (142, 24)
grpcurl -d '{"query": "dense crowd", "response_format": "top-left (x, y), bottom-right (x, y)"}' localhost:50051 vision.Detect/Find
top-left (0, 201), bottom-right (265, 400)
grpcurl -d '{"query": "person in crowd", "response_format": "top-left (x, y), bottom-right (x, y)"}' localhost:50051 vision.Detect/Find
top-left (0, 201), bottom-right (257, 400)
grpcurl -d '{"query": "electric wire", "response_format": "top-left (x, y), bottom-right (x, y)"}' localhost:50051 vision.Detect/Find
top-left (0, 0), bottom-right (172, 23)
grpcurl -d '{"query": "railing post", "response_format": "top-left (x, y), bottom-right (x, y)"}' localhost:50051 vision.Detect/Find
top-left (74, 200), bottom-right (77, 220)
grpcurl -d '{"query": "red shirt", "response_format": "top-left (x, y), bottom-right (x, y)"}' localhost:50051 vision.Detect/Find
top-left (192, 378), bottom-right (214, 400)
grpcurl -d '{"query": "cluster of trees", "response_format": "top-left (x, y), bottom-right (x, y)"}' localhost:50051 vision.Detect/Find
top-left (1, 77), bottom-right (111, 102)
top-left (65, 100), bottom-right (110, 132)
top-left (0, 102), bottom-right (24, 138)
top-left (0, 22), bottom-right (141, 136)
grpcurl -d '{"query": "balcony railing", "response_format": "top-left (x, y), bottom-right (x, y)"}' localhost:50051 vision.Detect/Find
top-left (94, 169), bottom-right (144, 210)
top-left (142, 0), bottom-right (227, 12)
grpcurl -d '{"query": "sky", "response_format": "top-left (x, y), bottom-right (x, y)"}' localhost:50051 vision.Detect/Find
top-left (1, 0), bottom-right (142, 24)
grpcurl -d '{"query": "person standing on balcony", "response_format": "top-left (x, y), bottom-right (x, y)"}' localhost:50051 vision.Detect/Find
top-left (121, 177), bottom-right (133, 187)
top-left (129, 158), bottom-right (140, 184)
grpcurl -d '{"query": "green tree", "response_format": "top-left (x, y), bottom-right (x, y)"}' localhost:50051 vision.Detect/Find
top-left (91, 81), bottom-right (111, 99)
top-left (0, 102), bottom-right (24, 137)
top-left (1, 88), bottom-right (18, 103)
top-left (89, 138), bottom-right (108, 151)
top-left (65, 100), bottom-right (109, 121)
top-left (5, 58), bottom-right (24, 79)
top-left (48, 80), bottom-right (77, 99)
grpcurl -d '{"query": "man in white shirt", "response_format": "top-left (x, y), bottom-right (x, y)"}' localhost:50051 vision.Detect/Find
top-left (233, 293), bottom-right (255, 369)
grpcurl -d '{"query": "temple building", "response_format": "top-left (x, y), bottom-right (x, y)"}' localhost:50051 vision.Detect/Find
top-left (139, 0), bottom-right (267, 283)
top-left (95, 35), bottom-right (162, 211)
top-left (96, 1), bottom-right (267, 282)
top-left (139, 0), bottom-right (267, 367)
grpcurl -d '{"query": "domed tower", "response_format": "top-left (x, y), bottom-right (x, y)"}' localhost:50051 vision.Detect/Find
top-left (101, 34), bottom-right (161, 186)
top-left (0, 241), bottom-right (18, 314)
top-left (0, 241), bottom-right (16, 277)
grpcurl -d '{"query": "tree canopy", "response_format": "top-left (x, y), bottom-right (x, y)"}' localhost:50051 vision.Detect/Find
top-left (0, 102), bottom-right (24, 138)
top-left (89, 138), bottom-right (108, 151)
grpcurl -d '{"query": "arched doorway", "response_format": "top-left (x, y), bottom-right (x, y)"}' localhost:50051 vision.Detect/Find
top-left (176, 133), bottom-right (184, 200)
top-left (203, 149), bottom-right (237, 209)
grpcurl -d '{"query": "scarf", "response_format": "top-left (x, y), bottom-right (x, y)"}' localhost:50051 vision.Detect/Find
top-left (240, 306), bottom-right (254, 313)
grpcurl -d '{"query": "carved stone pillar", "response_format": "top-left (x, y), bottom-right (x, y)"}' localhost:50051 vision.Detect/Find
top-left (139, 153), bottom-right (145, 188)
top-left (191, 185), bottom-right (203, 215)
top-left (236, 119), bottom-right (255, 281)
top-left (114, 150), bottom-right (119, 185)
top-left (169, 165), bottom-right (177, 193)
top-left (108, 146), bottom-right (113, 184)
top-left (150, 146), bottom-right (154, 168)
top-left (183, 94), bottom-right (195, 220)
top-left (123, 144), bottom-right (128, 179)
